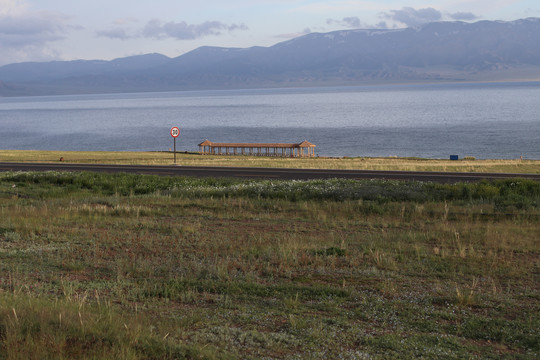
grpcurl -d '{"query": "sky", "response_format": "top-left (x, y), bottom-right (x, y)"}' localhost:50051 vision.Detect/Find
top-left (0, 0), bottom-right (539, 66)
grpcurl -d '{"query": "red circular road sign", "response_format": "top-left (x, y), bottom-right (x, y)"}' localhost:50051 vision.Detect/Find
top-left (170, 127), bottom-right (180, 138)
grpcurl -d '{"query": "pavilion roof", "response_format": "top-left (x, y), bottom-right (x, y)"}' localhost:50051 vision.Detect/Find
top-left (198, 140), bottom-right (315, 148)
top-left (297, 140), bottom-right (315, 147)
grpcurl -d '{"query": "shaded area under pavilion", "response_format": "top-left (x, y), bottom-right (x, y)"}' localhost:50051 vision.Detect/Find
top-left (198, 140), bottom-right (316, 157)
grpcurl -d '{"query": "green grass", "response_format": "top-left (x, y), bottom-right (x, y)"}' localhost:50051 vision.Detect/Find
top-left (0, 171), bottom-right (539, 359)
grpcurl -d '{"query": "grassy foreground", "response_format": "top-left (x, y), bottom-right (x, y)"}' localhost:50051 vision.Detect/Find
top-left (1, 150), bottom-right (539, 173)
top-left (1, 171), bottom-right (539, 359)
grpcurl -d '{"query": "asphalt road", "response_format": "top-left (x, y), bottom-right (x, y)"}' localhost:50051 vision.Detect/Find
top-left (1, 162), bottom-right (538, 183)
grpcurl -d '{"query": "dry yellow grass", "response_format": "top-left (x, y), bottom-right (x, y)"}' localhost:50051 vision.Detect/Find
top-left (0, 150), bottom-right (539, 173)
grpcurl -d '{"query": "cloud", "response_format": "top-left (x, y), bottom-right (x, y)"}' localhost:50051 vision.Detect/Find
top-left (112, 17), bottom-right (139, 26)
top-left (0, 1), bottom-right (72, 45)
top-left (0, 1), bottom-right (82, 64)
top-left (327, 16), bottom-right (361, 28)
top-left (275, 28), bottom-right (312, 39)
top-left (142, 19), bottom-right (248, 40)
top-left (449, 12), bottom-right (478, 21)
top-left (0, 10), bottom-right (76, 64)
top-left (96, 28), bottom-right (131, 40)
top-left (326, 16), bottom-right (392, 30)
top-left (381, 7), bottom-right (479, 28)
top-left (0, 0), bottom-right (28, 16)
top-left (0, 13), bottom-right (70, 42)
top-left (97, 19), bottom-right (248, 41)
top-left (96, 18), bottom-right (139, 40)
top-left (382, 7), bottom-right (442, 28)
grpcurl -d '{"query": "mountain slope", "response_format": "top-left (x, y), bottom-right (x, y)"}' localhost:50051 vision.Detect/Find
top-left (0, 53), bottom-right (171, 83)
top-left (1, 18), bottom-right (539, 95)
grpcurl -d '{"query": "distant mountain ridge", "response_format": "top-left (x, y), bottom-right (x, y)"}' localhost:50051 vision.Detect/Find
top-left (1, 18), bottom-right (540, 96)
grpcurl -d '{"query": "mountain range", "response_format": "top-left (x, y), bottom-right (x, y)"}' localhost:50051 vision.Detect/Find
top-left (1, 18), bottom-right (540, 96)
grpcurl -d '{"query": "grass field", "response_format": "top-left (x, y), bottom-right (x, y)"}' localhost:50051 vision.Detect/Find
top-left (1, 150), bottom-right (539, 174)
top-left (0, 171), bottom-right (539, 359)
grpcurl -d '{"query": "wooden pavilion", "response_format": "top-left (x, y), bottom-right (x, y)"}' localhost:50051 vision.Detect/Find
top-left (198, 140), bottom-right (316, 158)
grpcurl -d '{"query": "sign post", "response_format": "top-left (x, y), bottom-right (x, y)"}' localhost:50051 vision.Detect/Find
top-left (170, 126), bottom-right (180, 164)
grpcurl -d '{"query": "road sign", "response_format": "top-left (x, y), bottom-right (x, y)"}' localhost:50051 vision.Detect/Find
top-left (170, 127), bottom-right (180, 138)
top-left (170, 127), bottom-right (180, 164)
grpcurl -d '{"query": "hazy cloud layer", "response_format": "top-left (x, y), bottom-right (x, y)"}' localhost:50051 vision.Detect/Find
top-left (0, 0), bottom-right (29, 16)
top-left (96, 28), bottom-right (131, 40)
top-left (0, 12), bottom-right (71, 45)
top-left (381, 7), bottom-right (478, 27)
top-left (275, 28), bottom-right (312, 39)
top-left (324, 7), bottom-right (478, 31)
top-left (97, 19), bottom-right (249, 41)
top-left (144, 20), bottom-right (248, 40)
top-left (450, 12), bottom-right (479, 21)
top-left (327, 16), bottom-right (361, 28)
top-left (0, 10), bottom-right (75, 64)
top-left (382, 7), bottom-right (442, 27)
top-left (326, 16), bottom-right (389, 29)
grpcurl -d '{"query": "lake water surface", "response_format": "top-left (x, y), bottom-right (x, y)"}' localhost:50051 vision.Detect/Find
top-left (0, 82), bottom-right (539, 159)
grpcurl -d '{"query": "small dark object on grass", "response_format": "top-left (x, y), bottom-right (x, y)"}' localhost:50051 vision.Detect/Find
top-left (59, 157), bottom-right (64, 162)
top-left (314, 247), bottom-right (346, 257)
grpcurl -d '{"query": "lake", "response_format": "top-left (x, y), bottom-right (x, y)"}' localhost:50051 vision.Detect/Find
top-left (1, 82), bottom-right (539, 159)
